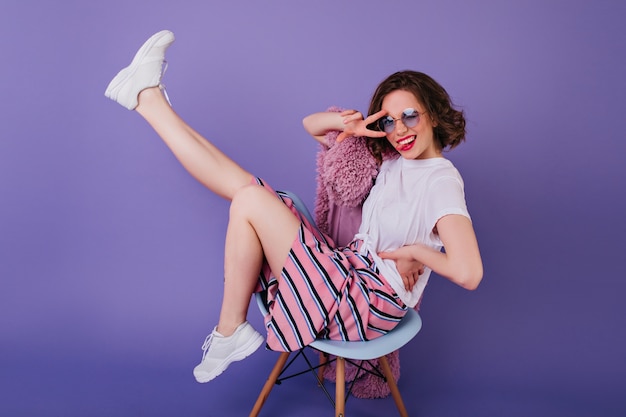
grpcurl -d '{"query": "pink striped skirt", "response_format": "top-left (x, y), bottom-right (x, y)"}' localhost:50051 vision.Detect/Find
top-left (254, 178), bottom-right (407, 352)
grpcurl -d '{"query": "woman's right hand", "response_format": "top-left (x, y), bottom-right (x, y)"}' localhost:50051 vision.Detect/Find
top-left (337, 109), bottom-right (388, 142)
top-left (390, 254), bottom-right (425, 292)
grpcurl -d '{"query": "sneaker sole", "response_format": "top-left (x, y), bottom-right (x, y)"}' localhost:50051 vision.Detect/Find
top-left (104, 30), bottom-right (174, 105)
top-left (194, 333), bottom-right (264, 383)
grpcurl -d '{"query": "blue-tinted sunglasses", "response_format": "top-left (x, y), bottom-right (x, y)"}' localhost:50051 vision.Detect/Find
top-left (377, 108), bottom-right (424, 133)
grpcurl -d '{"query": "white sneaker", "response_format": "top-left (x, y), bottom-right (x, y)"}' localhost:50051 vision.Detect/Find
top-left (193, 322), bottom-right (264, 383)
top-left (104, 30), bottom-right (175, 110)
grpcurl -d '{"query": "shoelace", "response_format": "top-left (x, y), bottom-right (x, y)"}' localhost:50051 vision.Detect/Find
top-left (200, 333), bottom-right (214, 361)
top-left (159, 60), bottom-right (173, 106)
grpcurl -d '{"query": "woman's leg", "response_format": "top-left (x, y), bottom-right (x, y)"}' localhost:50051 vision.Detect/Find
top-left (192, 184), bottom-right (302, 383)
top-left (217, 184), bottom-right (301, 335)
top-left (107, 31), bottom-right (301, 383)
top-left (105, 30), bottom-right (252, 200)
top-left (136, 87), bottom-right (253, 200)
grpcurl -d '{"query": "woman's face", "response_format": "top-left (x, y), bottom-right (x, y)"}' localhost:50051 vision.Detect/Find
top-left (380, 90), bottom-right (440, 160)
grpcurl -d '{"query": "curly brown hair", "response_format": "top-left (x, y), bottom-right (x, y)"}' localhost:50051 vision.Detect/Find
top-left (365, 70), bottom-right (466, 164)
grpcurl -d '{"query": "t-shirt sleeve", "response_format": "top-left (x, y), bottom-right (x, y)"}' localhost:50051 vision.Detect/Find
top-left (425, 175), bottom-right (470, 244)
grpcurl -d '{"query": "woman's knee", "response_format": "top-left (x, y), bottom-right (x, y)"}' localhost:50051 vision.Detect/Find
top-left (229, 184), bottom-right (275, 219)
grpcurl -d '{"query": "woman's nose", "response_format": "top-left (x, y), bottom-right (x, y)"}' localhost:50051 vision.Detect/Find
top-left (395, 118), bottom-right (408, 134)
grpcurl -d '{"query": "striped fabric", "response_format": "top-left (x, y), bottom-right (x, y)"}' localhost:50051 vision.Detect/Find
top-left (254, 178), bottom-right (407, 352)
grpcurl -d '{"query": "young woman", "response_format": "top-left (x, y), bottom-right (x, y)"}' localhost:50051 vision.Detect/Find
top-left (105, 30), bottom-right (483, 383)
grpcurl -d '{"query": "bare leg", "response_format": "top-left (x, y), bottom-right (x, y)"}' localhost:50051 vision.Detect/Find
top-left (134, 89), bottom-right (300, 334)
top-left (105, 30), bottom-right (250, 200)
top-left (192, 184), bottom-right (301, 382)
top-left (216, 184), bottom-right (301, 336)
top-left (135, 87), bottom-right (253, 200)
top-left (106, 30), bottom-right (293, 383)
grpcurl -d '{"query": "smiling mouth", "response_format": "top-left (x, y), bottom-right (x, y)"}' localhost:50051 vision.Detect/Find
top-left (397, 136), bottom-right (415, 149)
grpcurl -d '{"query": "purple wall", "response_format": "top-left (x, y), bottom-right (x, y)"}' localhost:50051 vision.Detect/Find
top-left (1, 0), bottom-right (624, 416)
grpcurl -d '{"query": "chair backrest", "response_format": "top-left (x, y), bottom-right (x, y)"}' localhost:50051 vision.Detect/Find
top-left (278, 190), bottom-right (318, 232)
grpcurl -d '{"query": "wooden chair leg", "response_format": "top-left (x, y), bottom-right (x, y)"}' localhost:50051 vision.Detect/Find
top-left (318, 352), bottom-right (329, 386)
top-left (378, 355), bottom-right (408, 417)
top-left (249, 352), bottom-right (290, 417)
top-left (335, 357), bottom-right (345, 417)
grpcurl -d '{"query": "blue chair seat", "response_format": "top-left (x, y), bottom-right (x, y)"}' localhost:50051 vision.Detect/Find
top-left (255, 291), bottom-right (422, 360)
top-left (309, 308), bottom-right (422, 360)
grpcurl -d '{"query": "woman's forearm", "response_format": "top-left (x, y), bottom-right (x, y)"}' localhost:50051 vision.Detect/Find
top-left (381, 215), bottom-right (483, 291)
top-left (302, 112), bottom-right (345, 142)
top-left (409, 244), bottom-right (482, 290)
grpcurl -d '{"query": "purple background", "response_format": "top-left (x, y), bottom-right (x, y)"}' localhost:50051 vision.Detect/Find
top-left (1, 0), bottom-right (625, 416)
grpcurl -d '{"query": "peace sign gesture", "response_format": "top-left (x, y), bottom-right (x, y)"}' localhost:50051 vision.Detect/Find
top-left (337, 109), bottom-right (388, 143)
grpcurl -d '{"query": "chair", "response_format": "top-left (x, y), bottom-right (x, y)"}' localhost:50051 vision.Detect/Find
top-left (249, 191), bottom-right (423, 417)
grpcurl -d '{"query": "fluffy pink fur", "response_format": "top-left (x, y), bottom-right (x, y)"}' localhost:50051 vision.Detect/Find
top-left (313, 107), bottom-right (401, 399)
top-left (313, 107), bottom-right (378, 237)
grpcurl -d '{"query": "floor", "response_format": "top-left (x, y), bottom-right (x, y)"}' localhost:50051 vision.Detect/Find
top-left (2, 345), bottom-right (623, 417)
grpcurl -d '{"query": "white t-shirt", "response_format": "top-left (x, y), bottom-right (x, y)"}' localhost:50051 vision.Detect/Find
top-left (355, 156), bottom-right (470, 307)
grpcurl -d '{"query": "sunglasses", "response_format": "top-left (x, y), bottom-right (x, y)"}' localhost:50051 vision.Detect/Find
top-left (377, 108), bottom-right (424, 133)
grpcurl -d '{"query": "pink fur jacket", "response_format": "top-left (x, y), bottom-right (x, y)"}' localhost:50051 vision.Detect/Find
top-left (313, 107), bottom-right (402, 399)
